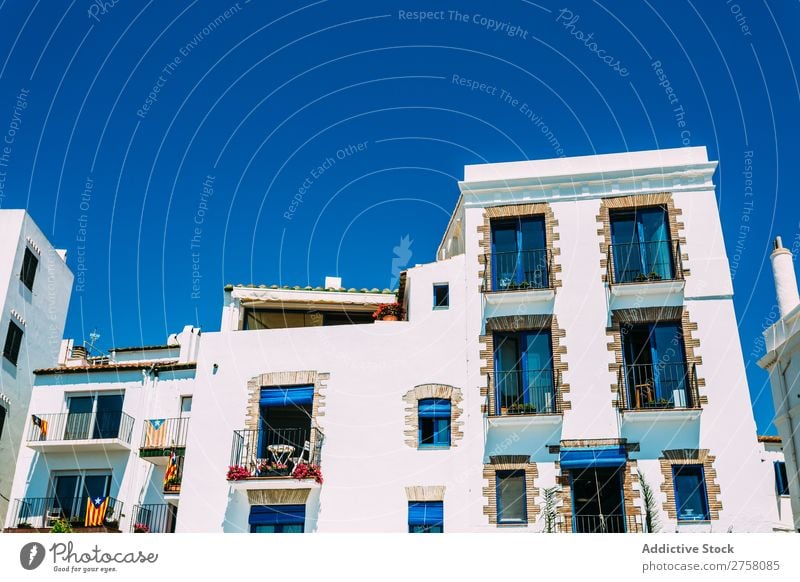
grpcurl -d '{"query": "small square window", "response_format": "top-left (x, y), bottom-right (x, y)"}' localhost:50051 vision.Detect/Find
top-left (20, 248), bottom-right (38, 291)
top-left (418, 398), bottom-right (450, 448)
top-left (673, 464), bottom-right (709, 521)
top-left (496, 470), bottom-right (527, 524)
top-left (433, 284), bottom-right (449, 309)
top-left (181, 396), bottom-right (193, 415)
top-left (3, 321), bottom-right (23, 366)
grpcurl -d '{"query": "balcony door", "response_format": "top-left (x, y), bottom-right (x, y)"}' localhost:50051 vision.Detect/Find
top-left (491, 216), bottom-right (548, 290)
top-left (622, 323), bottom-right (688, 408)
top-left (258, 386), bottom-right (313, 465)
top-left (66, 394), bottom-right (123, 440)
top-left (610, 207), bottom-right (673, 282)
top-left (51, 472), bottom-right (111, 521)
top-left (570, 467), bottom-right (626, 533)
top-left (494, 331), bottom-right (554, 414)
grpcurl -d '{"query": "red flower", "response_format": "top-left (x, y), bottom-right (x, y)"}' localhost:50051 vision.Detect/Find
top-left (226, 465), bottom-right (252, 480)
top-left (292, 463), bottom-right (323, 484)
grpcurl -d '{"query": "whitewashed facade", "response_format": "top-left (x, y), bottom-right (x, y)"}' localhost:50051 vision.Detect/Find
top-left (0, 210), bottom-right (72, 525)
top-left (4, 147), bottom-right (793, 533)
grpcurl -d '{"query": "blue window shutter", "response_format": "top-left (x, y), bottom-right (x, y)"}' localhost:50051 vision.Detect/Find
top-left (559, 447), bottom-right (627, 469)
top-left (418, 399), bottom-right (450, 418)
top-left (260, 386), bottom-right (314, 407)
top-left (249, 504), bottom-right (306, 526)
top-left (408, 501), bottom-right (443, 528)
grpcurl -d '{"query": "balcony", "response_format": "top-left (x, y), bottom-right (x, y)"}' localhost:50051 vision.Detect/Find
top-left (486, 370), bottom-right (562, 427)
top-left (140, 417), bottom-right (189, 464)
top-left (227, 427), bottom-right (324, 492)
top-left (130, 503), bottom-right (177, 533)
top-left (618, 362), bottom-right (701, 421)
top-left (556, 514), bottom-right (643, 533)
top-left (607, 240), bottom-right (684, 297)
top-left (26, 411), bottom-right (135, 452)
top-left (482, 250), bottom-right (554, 305)
top-left (4, 496), bottom-right (124, 533)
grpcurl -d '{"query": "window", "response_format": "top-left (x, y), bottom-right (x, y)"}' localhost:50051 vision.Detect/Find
top-left (418, 398), bottom-right (450, 447)
top-left (65, 394), bottom-right (124, 440)
top-left (3, 321), bottom-right (23, 366)
top-left (494, 330), bottom-right (555, 414)
top-left (20, 247), bottom-right (38, 291)
top-left (775, 461), bottom-right (790, 496)
top-left (490, 216), bottom-right (549, 290)
top-left (50, 471), bottom-right (112, 522)
top-left (0, 405), bottom-right (5, 440)
top-left (433, 284), bottom-right (449, 309)
top-left (621, 322), bottom-right (689, 409)
top-left (249, 504), bottom-right (305, 533)
top-left (408, 501), bottom-right (443, 533)
top-left (609, 206), bottom-right (674, 283)
top-left (496, 470), bottom-right (527, 524)
top-left (180, 396), bottom-right (193, 416)
top-left (672, 465), bottom-right (709, 521)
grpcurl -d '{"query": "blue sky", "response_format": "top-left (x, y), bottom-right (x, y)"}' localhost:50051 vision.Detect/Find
top-left (0, 1), bottom-right (798, 434)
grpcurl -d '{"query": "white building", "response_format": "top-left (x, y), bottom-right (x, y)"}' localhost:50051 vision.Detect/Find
top-left (759, 237), bottom-right (800, 531)
top-left (4, 147), bottom-right (792, 533)
top-left (757, 435), bottom-right (796, 532)
top-left (0, 210), bottom-right (72, 524)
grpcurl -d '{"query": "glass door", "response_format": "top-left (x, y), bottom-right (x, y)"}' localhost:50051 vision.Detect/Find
top-left (52, 475), bottom-right (80, 520)
top-left (65, 397), bottom-right (92, 440)
top-left (93, 394), bottom-right (123, 439)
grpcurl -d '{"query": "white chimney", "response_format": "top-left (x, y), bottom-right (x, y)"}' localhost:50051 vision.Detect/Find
top-left (770, 236), bottom-right (800, 318)
top-left (324, 276), bottom-right (342, 289)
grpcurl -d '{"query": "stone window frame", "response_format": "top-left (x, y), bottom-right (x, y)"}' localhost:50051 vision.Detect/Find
top-left (402, 384), bottom-right (463, 449)
top-left (482, 455), bottom-right (539, 526)
top-left (659, 449), bottom-right (722, 521)
top-left (606, 306), bottom-right (706, 409)
top-left (477, 203), bottom-right (562, 293)
top-left (245, 370), bottom-right (328, 455)
top-left (405, 485), bottom-right (445, 502)
top-left (479, 314), bottom-right (570, 415)
top-left (596, 192), bottom-right (690, 284)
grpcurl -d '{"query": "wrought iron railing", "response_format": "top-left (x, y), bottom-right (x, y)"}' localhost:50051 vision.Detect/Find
top-left (9, 496), bottom-right (124, 529)
top-left (607, 239), bottom-right (683, 285)
top-left (230, 427), bottom-right (323, 477)
top-left (27, 411), bottom-right (135, 444)
top-left (557, 513), bottom-right (643, 533)
top-left (618, 362), bottom-right (700, 411)
top-left (140, 417), bottom-right (189, 450)
top-left (487, 369), bottom-right (561, 416)
top-left (483, 249), bottom-right (553, 292)
top-left (130, 503), bottom-right (177, 533)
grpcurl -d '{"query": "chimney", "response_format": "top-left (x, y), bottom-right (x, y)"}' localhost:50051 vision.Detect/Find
top-left (770, 236), bottom-right (800, 318)
top-left (324, 276), bottom-right (342, 289)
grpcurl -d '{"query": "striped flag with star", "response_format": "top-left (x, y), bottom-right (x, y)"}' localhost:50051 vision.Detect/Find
top-left (84, 496), bottom-right (109, 527)
top-left (144, 419), bottom-right (167, 447)
top-left (164, 449), bottom-right (178, 487)
top-left (31, 415), bottom-right (48, 440)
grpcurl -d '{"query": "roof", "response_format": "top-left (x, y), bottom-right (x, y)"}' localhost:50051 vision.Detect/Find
top-left (224, 283), bottom-right (397, 294)
top-left (110, 344), bottom-right (176, 353)
top-left (34, 361), bottom-right (197, 375)
top-left (757, 435), bottom-right (782, 444)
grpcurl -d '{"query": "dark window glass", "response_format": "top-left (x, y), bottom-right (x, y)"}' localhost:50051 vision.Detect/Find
top-left (775, 461), bottom-right (790, 496)
top-left (418, 398), bottom-right (450, 447)
top-left (490, 216), bottom-right (549, 290)
top-left (673, 465), bottom-right (709, 521)
top-left (609, 206), bottom-right (674, 282)
top-left (20, 248), bottom-right (38, 291)
top-left (497, 470), bottom-right (527, 524)
top-left (3, 321), bottom-right (23, 366)
top-left (433, 284), bottom-right (449, 309)
top-left (0, 405), bottom-right (6, 439)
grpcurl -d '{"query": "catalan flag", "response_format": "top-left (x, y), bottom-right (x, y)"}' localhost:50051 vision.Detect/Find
top-left (164, 449), bottom-right (178, 487)
top-left (144, 419), bottom-right (167, 448)
top-left (31, 415), bottom-right (48, 440)
top-left (84, 496), bottom-right (109, 527)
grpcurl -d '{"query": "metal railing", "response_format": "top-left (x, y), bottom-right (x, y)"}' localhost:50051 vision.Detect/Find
top-left (140, 417), bottom-right (189, 449)
top-left (130, 504), bottom-right (177, 533)
top-left (8, 496), bottom-right (124, 530)
top-left (618, 362), bottom-right (700, 411)
top-left (483, 249), bottom-right (553, 292)
top-left (607, 239), bottom-right (683, 285)
top-left (27, 411), bottom-right (135, 444)
top-left (487, 369), bottom-right (561, 416)
top-left (557, 514), bottom-right (643, 533)
top-left (230, 427), bottom-right (323, 477)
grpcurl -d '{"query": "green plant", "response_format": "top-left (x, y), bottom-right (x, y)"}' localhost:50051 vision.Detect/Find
top-left (507, 403), bottom-right (537, 415)
top-left (16, 521), bottom-right (33, 529)
top-left (639, 470), bottom-right (661, 533)
top-left (50, 518), bottom-right (72, 533)
top-left (542, 486), bottom-right (559, 533)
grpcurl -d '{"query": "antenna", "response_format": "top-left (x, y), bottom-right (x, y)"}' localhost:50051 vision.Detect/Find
top-left (85, 329), bottom-right (102, 355)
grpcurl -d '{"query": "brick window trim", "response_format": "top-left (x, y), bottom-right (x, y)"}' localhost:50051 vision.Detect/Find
top-left (482, 455), bottom-right (540, 526)
top-left (659, 449), bottom-right (722, 521)
top-left (476, 202), bottom-right (562, 293)
top-left (402, 384), bottom-right (464, 449)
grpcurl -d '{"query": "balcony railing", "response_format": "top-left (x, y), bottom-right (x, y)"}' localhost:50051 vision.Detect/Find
top-left (8, 496), bottom-right (124, 530)
top-left (557, 514), bottom-right (643, 533)
top-left (27, 411), bottom-right (135, 444)
top-left (130, 504), bottom-right (177, 533)
top-left (607, 239), bottom-right (683, 285)
top-left (618, 362), bottom-right (700, 411)
top-left (487, 369), bottom-right (561, 416)
top-left (483, 249), bottom-right (553, 292)
top-left (140, 417), bottom-right (189, 451)
top-left (230, 426), bottom-right (323, 478)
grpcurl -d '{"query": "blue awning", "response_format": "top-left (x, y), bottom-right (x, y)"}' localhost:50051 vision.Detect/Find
top-left (418, 399), bottom-right (450, 419)
top-left (408, 501), bottom-right (444, 527)
top-left (559, 446), bottom-right (627, 469)
top-left (249, 504), bottom-right (306, 526)
top-left (260, 386), bottom-right (314, 407)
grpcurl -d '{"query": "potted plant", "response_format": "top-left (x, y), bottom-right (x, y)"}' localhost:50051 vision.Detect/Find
top-left (647, 271), bottom-right (663, 281)
top-left (164, 476), bottom-right (182, 493)
top-left (133, 523), bottom-right (150, 533)
top-left (372, 302), bottom-right (405, 321)
top-left (634, 272), bottom-right (648, 282)
top-left (103, 509), bottom-right (120, 530)
top-left (226, 465), bottom-right (251, 481)
top-left (292, 463), bottom-right (323, 484)
top-left (50, 518), bottom-right (72, 533)
top-left (256, 460), bottom-right (289, 477)
top-left (69, 516), bottom-right (83, 528)
top-left (16, 521), bottom-right (33, 529)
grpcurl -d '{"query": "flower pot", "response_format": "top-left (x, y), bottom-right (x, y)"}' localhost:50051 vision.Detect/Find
top-left (381, 315), bottom-right (398, 321)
